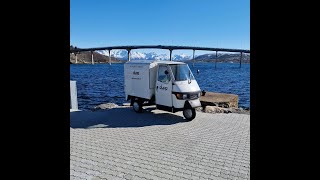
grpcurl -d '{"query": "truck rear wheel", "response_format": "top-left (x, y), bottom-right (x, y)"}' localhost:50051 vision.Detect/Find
top-left (132, 98), bottom-right (143, 113)
top-left (183, 108), bottom-right (196, 121)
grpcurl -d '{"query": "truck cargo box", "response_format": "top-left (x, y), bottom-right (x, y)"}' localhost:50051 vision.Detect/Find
top-left (124, 60), bottom-right (158, 100)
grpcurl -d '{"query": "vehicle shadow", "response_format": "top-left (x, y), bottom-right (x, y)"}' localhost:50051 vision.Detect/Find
top-left (70, 107), bottom-right (186, 129)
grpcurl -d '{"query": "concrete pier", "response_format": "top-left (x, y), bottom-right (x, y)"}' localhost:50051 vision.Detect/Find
top-left (108, 49), bottom-right (111, 65)
top-left (169, 49), bottom-right (173, 61)
top-left (75, 53), bottom-right (78, 64)
top-left (91, 51), bottom-right (94, 64)
top-left (200, 92), bottom-right (239, 108)
top-left (127, 49), bottom-right (131, 61)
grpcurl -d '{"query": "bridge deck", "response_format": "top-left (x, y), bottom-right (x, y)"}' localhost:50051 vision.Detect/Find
top-left (70, 45), bottom-right (250, 53)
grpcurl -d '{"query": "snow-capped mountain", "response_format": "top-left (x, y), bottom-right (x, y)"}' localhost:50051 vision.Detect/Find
top-left (97, 50), bottom-right (191, 61)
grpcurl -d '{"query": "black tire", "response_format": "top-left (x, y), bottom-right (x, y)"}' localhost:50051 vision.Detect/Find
top-left (132, 98), bottom-right (143, 113)
top-left (183, 108), bottom-right (196, 121)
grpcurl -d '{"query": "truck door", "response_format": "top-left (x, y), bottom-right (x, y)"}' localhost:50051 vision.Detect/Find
top-left (156, 65), bottom-right (173, 107)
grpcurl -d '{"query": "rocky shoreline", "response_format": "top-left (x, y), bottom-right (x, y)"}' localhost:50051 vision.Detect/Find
top-left (195, 106), bottom-right (250, 115)
top-left (93, 103), bottom-right (250, 115)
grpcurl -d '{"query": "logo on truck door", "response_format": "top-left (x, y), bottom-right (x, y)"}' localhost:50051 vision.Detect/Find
top-left (159, 85), bottom-right (168, 91)
top-left (133, 71), bottom-right (139, 75)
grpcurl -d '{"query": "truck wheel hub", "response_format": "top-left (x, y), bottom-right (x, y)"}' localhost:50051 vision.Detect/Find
top-left (183, 109), bottom-right (192, 118)
top-left (133, 102), bottom-right (140, 111)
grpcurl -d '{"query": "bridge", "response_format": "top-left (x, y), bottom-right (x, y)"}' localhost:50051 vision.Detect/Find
top-left (70, 45), bottom-right (250, 67)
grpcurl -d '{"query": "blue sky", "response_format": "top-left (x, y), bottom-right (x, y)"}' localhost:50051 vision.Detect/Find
top-left (70, 0), bottom-right (250, 55)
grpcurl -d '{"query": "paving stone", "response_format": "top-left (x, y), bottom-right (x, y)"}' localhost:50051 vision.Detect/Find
top-left (71, 110), bottom-right (250, 180)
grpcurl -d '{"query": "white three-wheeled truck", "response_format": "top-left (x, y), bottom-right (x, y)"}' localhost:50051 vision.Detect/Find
top-left (124, 60), bottom-right (202, 121)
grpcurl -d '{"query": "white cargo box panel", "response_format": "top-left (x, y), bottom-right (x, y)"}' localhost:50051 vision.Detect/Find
top-left (124, 60), bottom-right (158, 100)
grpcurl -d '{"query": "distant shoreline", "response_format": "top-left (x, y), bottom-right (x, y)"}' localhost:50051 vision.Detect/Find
top-left (70, 61), bottom-right (124, 64)
top-left (70, 61), bottom-right (250, 64)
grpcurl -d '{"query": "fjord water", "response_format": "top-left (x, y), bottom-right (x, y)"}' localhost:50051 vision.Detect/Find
top-left (70, 63), bottom-right (250, 111)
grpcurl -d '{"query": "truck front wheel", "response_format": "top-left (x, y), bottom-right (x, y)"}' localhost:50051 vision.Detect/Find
top-left (183, 108), bottom-right (196, 121)
top-left (132, 98), bottom-right (143, 113)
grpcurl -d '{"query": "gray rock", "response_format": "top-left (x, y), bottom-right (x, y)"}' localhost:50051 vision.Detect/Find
top-left (93, 103), bottom-right (119, 111)
top-left (204, 105), bottom-right (250, 114)
top-left (228, 107), bottom-right (250, 114)
top-left (205, 106), bottom-right (224, 113)
top-left (195, 107), bottom-right (203, 112)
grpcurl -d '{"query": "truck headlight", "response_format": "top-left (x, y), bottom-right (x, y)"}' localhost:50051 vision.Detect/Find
top-left (176, 93), bottom-right (183, 99)
top-left (175, 93), bottom-right (188, 100)
top-left (183, 94), bottom-right (188, 99)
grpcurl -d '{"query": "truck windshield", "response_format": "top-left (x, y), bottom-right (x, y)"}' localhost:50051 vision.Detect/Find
top-left (169, 64), bottom-right (195, 81)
